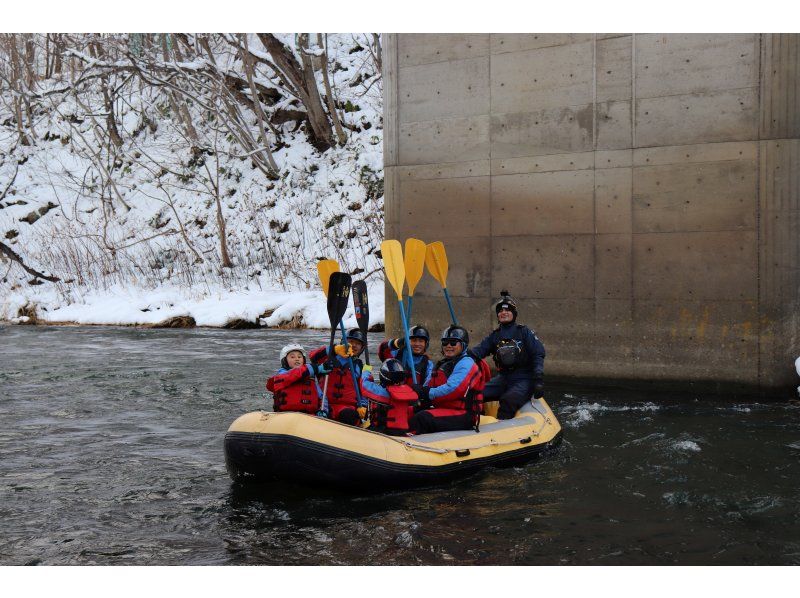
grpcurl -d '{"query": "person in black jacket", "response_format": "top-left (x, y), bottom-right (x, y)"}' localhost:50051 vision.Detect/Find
top-left (471, 291), bottom-right (545, 419)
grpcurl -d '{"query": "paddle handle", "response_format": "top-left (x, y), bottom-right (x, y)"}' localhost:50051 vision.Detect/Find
top-left (442, 287), bottom-right (458, 325)
top-left (397, 300), bottom-right (417, 385)
top-left (406, 295), bottom-right (413, 322)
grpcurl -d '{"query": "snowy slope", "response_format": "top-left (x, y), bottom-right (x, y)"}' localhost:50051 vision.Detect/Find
top-left (0, 34), bottom-right (385, 328)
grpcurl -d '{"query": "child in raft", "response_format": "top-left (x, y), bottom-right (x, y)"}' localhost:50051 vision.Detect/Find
top-left (309, 329), bottom-right (368, 425)
top-left (360, 358), bottom-right (419, 435)
top-left (266, 344), bottom-right (330, 414)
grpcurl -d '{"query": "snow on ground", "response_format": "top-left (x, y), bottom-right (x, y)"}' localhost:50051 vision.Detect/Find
top-left (2, 281), bottom-right (385, 329)
top-left (0, 34), bottom-right (385, 329)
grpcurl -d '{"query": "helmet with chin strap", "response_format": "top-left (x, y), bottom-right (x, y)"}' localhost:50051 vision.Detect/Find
top-left (409, 324), bottom-right (430, 347)
top-left (441, 325), bottom-right (469, 354)
top-left (279, 343), bottom-right (307, 369)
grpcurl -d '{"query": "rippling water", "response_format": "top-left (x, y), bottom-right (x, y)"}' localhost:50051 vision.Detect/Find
top-left (1, 324), bottom-right (799, 565)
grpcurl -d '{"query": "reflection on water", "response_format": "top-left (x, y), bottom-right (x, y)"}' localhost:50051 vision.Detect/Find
top-left (1, 325), bottom-right (799, 565)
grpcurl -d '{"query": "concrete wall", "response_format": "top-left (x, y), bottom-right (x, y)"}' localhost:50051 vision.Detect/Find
top-left (383, 34), bottom-right (799, 394)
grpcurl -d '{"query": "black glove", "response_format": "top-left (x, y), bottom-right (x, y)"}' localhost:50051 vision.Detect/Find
top-left (412, 384), bottom-right (432, 409)
top-left (533, 382), bottom-right (544, 399)
top-left (393, 337), bottom-right (405, 349)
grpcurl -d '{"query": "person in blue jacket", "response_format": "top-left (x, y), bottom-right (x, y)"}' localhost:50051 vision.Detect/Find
top-left (471, 290), bottom-right (546, 419)
top-left (408, 326), bottom-right (489, 434)
top-left (377, 324), bottom-right (434, 385)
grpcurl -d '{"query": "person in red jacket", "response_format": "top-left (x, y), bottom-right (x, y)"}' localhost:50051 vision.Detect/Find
top-left (409, 325), bottom-right (490, 434)
top-left (309, 329), bottom-right (367, 425)
top-left (266, 344), bottom-right (330, 414)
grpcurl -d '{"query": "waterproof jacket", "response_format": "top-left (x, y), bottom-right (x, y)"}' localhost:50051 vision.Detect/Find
top-left (427, 351), bottom-right (487, 412)
top-left (266, 364), bottom-right (320, 414)
top-left (472, 322), bottom-right (545, 384)
top-left (378, 338), bottom-right (433, 385)
top-left (309, 346), bottom-right (367, 408)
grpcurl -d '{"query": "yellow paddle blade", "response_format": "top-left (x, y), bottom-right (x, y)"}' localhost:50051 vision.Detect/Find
top-left (380, 239), bottom-right (405, 301)
top-left (404, 238), bottom-right (427, 296)
top-left (316, 259), bottom-right (340, 297)
top-left (425, 241), bottom-right (449, 288)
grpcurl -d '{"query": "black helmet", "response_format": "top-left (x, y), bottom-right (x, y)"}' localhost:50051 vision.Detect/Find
top-left (409, 324), bottom-right (430, 345)
top-left (493, 338), bottom-right (522, 371)
top-left (346, 328), bottom-right (366, 344)
top-left (494, 290), bottom-right (518, 320)
top-left (379, 358), bottom-right (407, 386)
top-left (441, 325), bottom-right (469, 349)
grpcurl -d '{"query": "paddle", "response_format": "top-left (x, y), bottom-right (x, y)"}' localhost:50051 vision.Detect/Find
top-left (425, 241), bottom-right (458, 325)
top-left (404, 238), bottom-right (426, 321)
top-left (380, 239), bottom-right (417, 384)
top-left (317, 261), bottom-right (366, 415)
top-left (317, 259), bottom-right (340, 307)
top-left (321, 271), bottom-right (352, 415)
top-left (351, 280), bottom-right (370, 367)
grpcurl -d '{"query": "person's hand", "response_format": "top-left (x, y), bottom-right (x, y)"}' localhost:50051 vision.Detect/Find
top-left (412, 384), bottom-right (431, 409)
top-left (316, 409), bottom-right (329, 418)
top-left (357, 406), bottom-right (368, 421)
top-left (334, 344), bottom-right (353, 358)
top-left (533, 382), bottom-right (544, 399)
top-left (312, 362), bottom-right (331, 377)
top-left (362, 364), bottom-right (373, 373)
top-left (393, 337), bottom-right (405, 349)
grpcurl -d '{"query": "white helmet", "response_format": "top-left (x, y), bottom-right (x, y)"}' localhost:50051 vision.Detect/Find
top-left (280, 343), bottom-right (306, 368)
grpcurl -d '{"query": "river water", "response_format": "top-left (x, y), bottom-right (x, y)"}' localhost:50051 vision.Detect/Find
top-left (1, 324), bottom-right (799, 565)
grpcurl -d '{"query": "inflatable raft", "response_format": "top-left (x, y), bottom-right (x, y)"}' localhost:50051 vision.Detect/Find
top-left (224, 399), bottom-right (562, 490)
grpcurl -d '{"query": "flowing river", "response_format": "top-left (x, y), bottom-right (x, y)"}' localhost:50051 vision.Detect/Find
top-left (1, 324), bottom-right (798, 565)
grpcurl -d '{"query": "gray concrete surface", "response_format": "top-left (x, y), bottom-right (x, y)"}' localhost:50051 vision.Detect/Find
top-left (383, 34), bottom-right (799, 394)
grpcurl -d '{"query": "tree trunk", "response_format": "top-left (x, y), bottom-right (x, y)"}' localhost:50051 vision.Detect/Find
top-left (318, 33), bottom-right (347, 146)
top-left (238, 34), bottom-right (279, 173)
top-left (257, 33), bottom-right (334, 151)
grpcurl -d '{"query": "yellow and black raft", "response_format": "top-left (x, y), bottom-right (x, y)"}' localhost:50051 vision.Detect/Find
top-left (224, 399), bottom-right (562, 490)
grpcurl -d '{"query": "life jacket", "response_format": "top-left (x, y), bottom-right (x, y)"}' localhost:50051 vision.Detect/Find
top-left (266, 366), bottom-right (319, 414)
top-left (309, 346), bottom-right (362, 409)
top-left (429, 352), bottom-right (490, 429)
top-left (379, 384), bottom-right (418, 434)
top-left (488, 324), bottom-right (535, 371)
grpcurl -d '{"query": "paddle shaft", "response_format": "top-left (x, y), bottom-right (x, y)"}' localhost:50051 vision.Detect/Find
top-left (397, 300), bottom-right (417, 384)
top-left (338, 319), bottom-right (365, 406)
top-left (405, 295), bottom-right (414, 322)
top-left (442, 287), bottom-right (458, 325)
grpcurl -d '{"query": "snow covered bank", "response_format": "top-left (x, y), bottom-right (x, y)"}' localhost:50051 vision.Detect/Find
top-left (2, 281), bottom-right (385, 329)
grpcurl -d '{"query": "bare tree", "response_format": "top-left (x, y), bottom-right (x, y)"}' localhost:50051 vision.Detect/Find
top-left (257, 33), bottom-right (335, 150)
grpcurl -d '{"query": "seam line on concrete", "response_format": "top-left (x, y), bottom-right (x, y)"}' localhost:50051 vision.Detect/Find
top-left (630, 33), bottom-right (637, 374)
top-left (488, 39), bottom-right (494, 324)
top-left (634, 85), bottom-right (760, 103)
top-left (756, 33), bottom-right (763, 387)
top-left (592, 33), bottom-right (599, 364)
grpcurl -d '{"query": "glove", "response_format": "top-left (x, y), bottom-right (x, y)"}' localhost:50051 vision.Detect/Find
top-left (412, 384), bottom-right (432, 409)
top-left (334, 344), bottom-right (353, 358)
top-left (316, 409), bottom-right (329, 418)
top-left (357, 406), bottom-right (368, 421)
top-left (393, 337), bottom-right (405, 349)
top-left (362, 364), bottom-right (373, 373)
top-left (312, 362), bottom-right (331, 377)
top-left (533, 382), bottom-right (544, 399)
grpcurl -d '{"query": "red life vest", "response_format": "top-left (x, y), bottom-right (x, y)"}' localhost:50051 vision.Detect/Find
top-left (384, 384), bottom-right (418, 432)
top-left (309, 346), bottom-right (361, 410)
top-left (266, 366), bottom-right (319, 414)
top-left (429, 353), bottom-right (489, 416)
